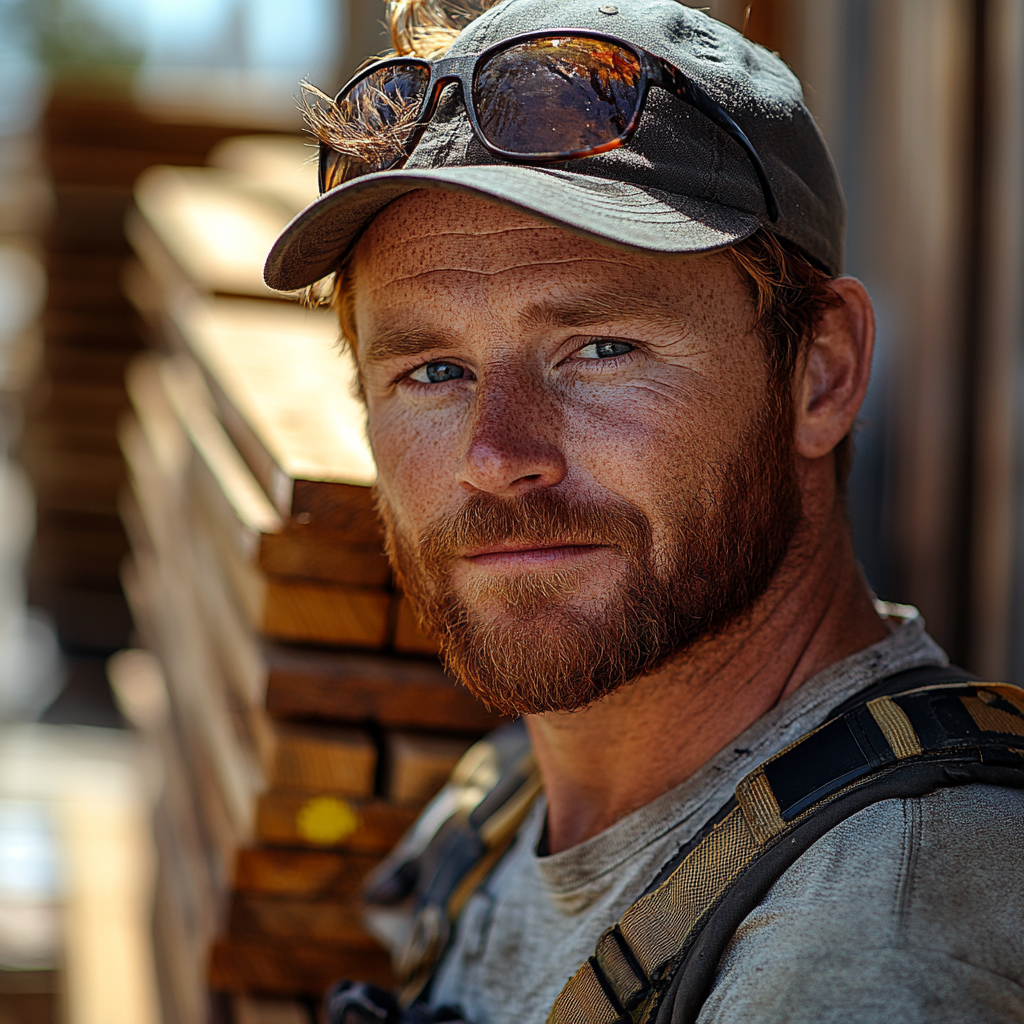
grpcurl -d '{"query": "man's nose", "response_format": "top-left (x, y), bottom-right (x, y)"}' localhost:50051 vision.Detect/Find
top-left (455, 374), bottom-right (567, 496)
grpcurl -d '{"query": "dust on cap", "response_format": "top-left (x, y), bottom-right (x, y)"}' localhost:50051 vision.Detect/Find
top-left (264, 0), bottom-right (845, 292)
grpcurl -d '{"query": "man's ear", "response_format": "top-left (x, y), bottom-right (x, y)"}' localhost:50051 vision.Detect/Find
top-left (793, 277), bottom-right (875, 460)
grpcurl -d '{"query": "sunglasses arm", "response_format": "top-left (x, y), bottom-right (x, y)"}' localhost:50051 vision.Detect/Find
top-left (651, 60), bottom-right (780, 223)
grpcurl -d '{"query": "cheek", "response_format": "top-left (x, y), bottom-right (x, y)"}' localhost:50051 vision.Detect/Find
top-left (366, 397), bottom-right (463, 534)
top-left (562, 371), bottom-right (749, 493)
top-left (560, 367), bottom-right (765, 547)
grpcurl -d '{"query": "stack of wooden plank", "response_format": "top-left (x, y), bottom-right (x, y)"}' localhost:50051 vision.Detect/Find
top-left (118, 136), bottom-right (500, 1024)
top-left (22, 85), bottom-right (260, 688)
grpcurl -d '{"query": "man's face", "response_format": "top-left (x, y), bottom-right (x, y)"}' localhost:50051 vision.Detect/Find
top-left (352, 191), bottom-right (801, 716)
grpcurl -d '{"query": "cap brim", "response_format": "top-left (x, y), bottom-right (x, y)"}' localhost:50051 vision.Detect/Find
top-left (264, 165), bottom-right (760, 291)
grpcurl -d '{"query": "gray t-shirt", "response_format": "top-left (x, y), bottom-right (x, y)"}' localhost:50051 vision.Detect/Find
top-left (429, 612), bottom-right (1024, 1023)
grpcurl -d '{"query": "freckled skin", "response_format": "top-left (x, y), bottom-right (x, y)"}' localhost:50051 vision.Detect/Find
top-left (352, 190), bottom-right (888, 852)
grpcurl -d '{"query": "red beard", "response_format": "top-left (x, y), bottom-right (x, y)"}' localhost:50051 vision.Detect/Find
top-left (378, 392), bottom-right (801, 717)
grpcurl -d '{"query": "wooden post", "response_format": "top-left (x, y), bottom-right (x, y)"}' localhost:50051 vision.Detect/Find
top-left (878, 0), bottom-right (976, 658)
top-left (969, 0), bottom-right (1024, 678)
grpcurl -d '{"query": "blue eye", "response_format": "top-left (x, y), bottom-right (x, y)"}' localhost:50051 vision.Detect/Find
top-left (410, 361), bottom-right (466, 383)
top-left (578, 339), bottom-right (634, 359)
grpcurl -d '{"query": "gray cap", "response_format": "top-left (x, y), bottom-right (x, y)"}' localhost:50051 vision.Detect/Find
top-left (264, 0), bottom-right (845, 291)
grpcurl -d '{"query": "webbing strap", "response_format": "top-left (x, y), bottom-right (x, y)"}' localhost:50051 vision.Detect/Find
top-left (547, 680), bottom-right (1024, 1024)
top-left (362, 720), bottom-right (542, 1006)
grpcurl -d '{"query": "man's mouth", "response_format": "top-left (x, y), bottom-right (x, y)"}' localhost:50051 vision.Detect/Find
top-left (462, 542), bottom-right (605, 569)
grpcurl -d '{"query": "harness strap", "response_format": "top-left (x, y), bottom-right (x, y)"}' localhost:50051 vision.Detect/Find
top-left (547, 678), bottom-right (1024, 1024)
top-left (363, 721), bottom-right (542, 1004)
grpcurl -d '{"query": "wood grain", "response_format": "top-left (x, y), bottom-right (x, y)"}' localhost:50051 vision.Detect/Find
top-left (393, 596), bottom-right (440, 655)
top-left (385, 733), bottom-right (473, 807)
top-left (170, 296), bottom-right (376, 514)
top-left (287, 479), bottom-right (382, 537)
top-left (133, 165), bottom-right (291, 299)
top-left (255, 795), bottom-right (417, 853)
top-left (262, 644), bottom-right (501, 733)
top-left (260, 580), bottom-right (390, 648)
top-left (232, 994), bottom-right (312, 1024)
top-left (233, 848), bottom-right (381, 900)
top-left (209, 939), bottom-right (394, 995)
top-left (257, 530), bottom-right (390, 587)
top-left (251, 717), bottom-right (377, 797)
top-left (228, 894), bottom-right (378, 949)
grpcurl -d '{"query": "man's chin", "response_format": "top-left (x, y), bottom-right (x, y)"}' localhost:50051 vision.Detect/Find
top-left (455, 595), bottom-right (586, 631)
top-left (434, 603), bottom-right (642, 717)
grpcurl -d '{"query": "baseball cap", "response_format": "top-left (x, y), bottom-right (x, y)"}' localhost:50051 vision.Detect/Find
top-left (264, 0), bottom-right (845, 291)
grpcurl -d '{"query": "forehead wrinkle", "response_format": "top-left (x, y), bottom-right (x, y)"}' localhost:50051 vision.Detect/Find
top-left (380, 223), bottom-right (561, 245)
top-left (367, 256), bottom-right (635, 290)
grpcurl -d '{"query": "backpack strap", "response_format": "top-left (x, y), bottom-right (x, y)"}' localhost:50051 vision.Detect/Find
top-left (364, 720), bottom-right (542, 1003)
top-left (546, 666), bottom-right (1024, 1024)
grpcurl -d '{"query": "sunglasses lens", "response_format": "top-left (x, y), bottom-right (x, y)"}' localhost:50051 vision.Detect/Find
top-left (474, 36), bottom-right (642, 158)
top-left (319, 63), bottom-right (431, 193)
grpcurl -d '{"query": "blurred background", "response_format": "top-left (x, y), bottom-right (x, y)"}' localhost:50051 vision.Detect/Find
top-left (0, 0), bottom-right (1021, 1021)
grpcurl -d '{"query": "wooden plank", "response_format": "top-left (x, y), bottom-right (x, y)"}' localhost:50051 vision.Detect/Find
top-left (121, 544), bottom-right (260, 852)
top-left (258, 530), bottom-right (390, 587)
top-left (143, 354), bottom-right (391, 648)
top-left (170, 296), bottom-right (376, 515)
top-left (209, 939), bottom-right (393, 995)
top-left (262, 644), bottom-right (501, 733)
top-left (255, 795), bottom-right (416, 853)
top-left (182, 370), bottom-right (388, 586)
top-left (393, 596), bottom-right (440, 655)
top-left (207, 135), bottom-right (317, 216)
top-left (384, 733), bottom-right (473, 807)
top-left (233, 995), bottom-right (312, 1024)
top-left (127, 192), bottom-right (378, 526)
top-left (261, 579), bottom-right (390, 648)
top-left (233, 848), bottom-right (381, 900)
top-left (122, 259), bottom-right (382, 537)
top-left (156, 354), bottom-right (282, 535)
top-left (133, 164), bottom-right (293, 299)
top-left (118, 418), bottom-right (265, 844)
top-left (227, 894), bottom-right (378, 950)
top-left (172, 474), bottom-right (272, 709)
top-left (250, 718), bottom-right (377, 798)
top-left (53, 747), bottom-right (162, 1024)
top-left (284, 479), bottom-right (382, 537)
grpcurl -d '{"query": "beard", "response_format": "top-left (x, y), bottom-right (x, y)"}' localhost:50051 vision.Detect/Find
top-left (378, 392), bottom-right (802, 717)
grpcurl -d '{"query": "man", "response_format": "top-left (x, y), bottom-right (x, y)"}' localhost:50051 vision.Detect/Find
top-left (265, 1), bottom-right (1024, 1021)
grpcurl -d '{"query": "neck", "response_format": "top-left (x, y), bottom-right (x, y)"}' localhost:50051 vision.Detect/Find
top-left (524, 497), bottom-right (889, 854)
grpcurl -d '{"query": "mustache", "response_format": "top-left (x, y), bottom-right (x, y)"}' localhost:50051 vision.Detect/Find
top-left (417, 489), bottom-right (653, 574)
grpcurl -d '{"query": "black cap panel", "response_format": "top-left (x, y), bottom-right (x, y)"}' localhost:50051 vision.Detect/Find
top-left (264, 0), bottom-right (845, 289)
top-left (264, 165), bottom-right (760, 290)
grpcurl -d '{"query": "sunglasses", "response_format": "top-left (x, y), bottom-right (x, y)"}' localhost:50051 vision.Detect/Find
top-left (316, 28), bottom-right (780, 222)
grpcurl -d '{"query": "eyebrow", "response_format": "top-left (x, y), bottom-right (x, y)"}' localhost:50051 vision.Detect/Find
top-left (363, 327), bottom-right (454, 364)
top-left (361, 290), bottom-right (686, 365)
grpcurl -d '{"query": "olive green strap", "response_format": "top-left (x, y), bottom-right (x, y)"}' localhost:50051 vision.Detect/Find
top-left (547, 680), bottom-right (1024, 1024)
